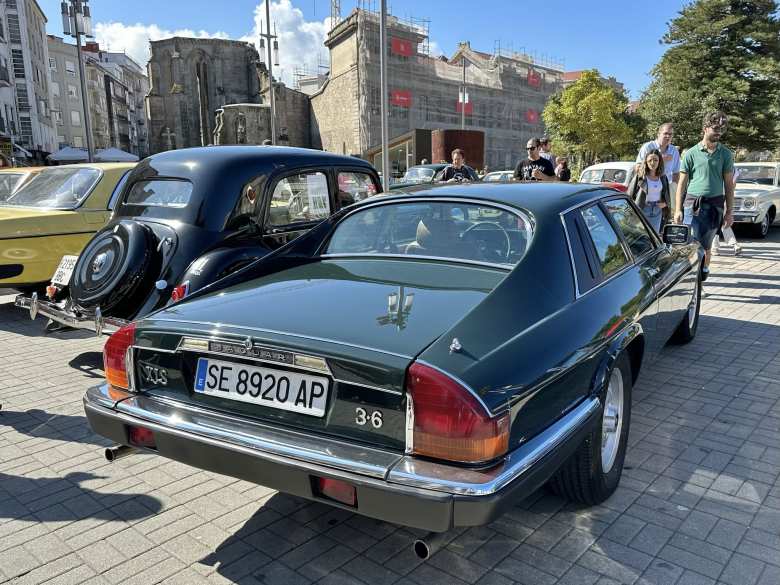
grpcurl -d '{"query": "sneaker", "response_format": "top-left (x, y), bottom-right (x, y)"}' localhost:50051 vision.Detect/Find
top-left (734, 245), bottom-right (742, 256)
top-left (701, 266), bottom-right (710, 282)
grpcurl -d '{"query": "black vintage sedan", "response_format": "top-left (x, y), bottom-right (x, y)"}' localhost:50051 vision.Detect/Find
top-left (84, 183), bottom-right (702, 536)
top-left (16, 146), bottom-right (380, 334)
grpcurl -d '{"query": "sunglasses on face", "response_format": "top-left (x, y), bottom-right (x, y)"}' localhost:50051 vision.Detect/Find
top-left (527, 146), bottom-right (537, 151)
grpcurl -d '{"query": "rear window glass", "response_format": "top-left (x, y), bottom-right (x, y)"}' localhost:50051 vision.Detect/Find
top-left (2, 168), bottom-right (100, 209)
top-left (579, 170), bottom-right (603, 183)
top-left (126, 180), bottom-right (193, 208)
top-left (326, 200), bottom-right (534, 267)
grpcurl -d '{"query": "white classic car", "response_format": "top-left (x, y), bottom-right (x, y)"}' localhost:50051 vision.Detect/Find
top-left (733, 162), bottom-right (780, 238)
top-left (579, 161), bottom-right (636, 192)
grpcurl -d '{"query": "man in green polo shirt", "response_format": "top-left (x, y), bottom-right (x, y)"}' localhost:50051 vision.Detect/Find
top-left (673, 111), bottom-right (734, 278)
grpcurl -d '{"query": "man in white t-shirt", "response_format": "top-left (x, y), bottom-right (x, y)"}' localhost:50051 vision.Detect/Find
top-left (637, 123), bottom-right (680, 196)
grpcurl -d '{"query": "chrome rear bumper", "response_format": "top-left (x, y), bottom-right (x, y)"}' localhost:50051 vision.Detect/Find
top-left (15, 292), bottom-right (127, 336)
top-left (84, 384), bottom-right (600, 531)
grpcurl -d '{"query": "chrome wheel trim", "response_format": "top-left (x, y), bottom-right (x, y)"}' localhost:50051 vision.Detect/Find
top-left (601, 367), bottom-right (624, 474)
top-left (761, 215), bottom-right (769, 236)
top-left (688, 281), bottom-right (699, 328)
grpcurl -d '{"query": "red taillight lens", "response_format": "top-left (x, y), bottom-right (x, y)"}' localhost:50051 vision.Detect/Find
top-left (104, 323), bottom-right (136, 390)
top-left (128, 426), bottom-right (156, 449)
top-left (170, 281), bottom-right (190, 303)
top-left (407, 362), bottom-right (510, 464)
top-left (315, 477), bottom-right (357, 507)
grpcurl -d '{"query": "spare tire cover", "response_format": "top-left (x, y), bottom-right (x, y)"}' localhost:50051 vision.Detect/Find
top-left (70, 221), bottom-right (158, 314)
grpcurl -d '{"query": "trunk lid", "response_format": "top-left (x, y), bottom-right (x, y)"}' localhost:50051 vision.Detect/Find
top-left (132, 258), bottom-right (506, 451)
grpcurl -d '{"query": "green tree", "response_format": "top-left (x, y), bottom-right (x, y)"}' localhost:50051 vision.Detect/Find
top-left (543, 70), bottom-right (634, 169)
top-left (640, 0), bottom-right (780, 151)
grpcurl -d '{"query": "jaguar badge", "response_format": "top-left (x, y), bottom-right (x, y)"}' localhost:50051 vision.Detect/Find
top-left (92, 252), bottom-right (107, 274)
top-left (243, 337), bottom-right (253, 350)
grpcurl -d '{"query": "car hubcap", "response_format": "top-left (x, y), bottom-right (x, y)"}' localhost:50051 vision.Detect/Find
top-left (689, 283), bottom-right (699, 328)
top-left (601, 368), bottom-right (624, 473)
top-left (762, 216), bottom-right (769, 235)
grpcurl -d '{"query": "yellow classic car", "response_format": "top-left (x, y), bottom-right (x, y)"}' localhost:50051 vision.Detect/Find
top-left (0, 162), bottom-right (135, 291)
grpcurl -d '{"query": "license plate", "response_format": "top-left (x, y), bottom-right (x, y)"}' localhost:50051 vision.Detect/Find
top-left (51, 255), bottom-right (78, 286)
top-left (193, 357), bottom-right (330, 417)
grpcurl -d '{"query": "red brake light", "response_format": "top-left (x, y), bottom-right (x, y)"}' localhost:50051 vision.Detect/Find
top-left (104, 323), bottom-right (136, 390)
top-left (407, 362), bottom-right (509, 464)
top-left (315, 477), bottom-right (357, 507)
top-left (170, 281), bottom-right (190, 303)
top-left (128, 426), bottom-right (156, 449)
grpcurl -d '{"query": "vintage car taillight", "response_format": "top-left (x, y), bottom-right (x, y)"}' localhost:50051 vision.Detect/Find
top-left (406, 362), bottom-right (510, 464)
top-left (104, 323), bottom-right (136, 390)
top-left (170, 281), bottom-right (190, 303)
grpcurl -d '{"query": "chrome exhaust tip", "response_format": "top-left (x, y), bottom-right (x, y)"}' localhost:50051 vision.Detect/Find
top-left (412, 532), bottom-right (451, 560)
top-left (104, 444), bottom-right (136, 462)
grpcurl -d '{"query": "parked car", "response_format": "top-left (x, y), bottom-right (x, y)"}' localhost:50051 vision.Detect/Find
top-left (0, 167), bottom-right (41, 202)
top-left (579, 161), bottom-right (635, 192)
top-left (1, 163), bottom-right (135, 292)
top-left (84, 182), bottom-right (702, 536)
top-left (16, 146), bottom-right (381, 334)
top-left (482, 170), bottom-right (514, 182)
top-left (390, 163), bottom-right (448, 190)
top-left (732, 162), bottom-right (780, 238)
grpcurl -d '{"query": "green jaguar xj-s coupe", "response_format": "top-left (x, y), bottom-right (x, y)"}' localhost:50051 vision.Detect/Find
top-left (83, 181), bottom-right (703, 537)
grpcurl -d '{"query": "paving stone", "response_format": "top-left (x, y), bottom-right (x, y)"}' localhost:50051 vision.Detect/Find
top-left (719, 552), bottom-right (766, 585)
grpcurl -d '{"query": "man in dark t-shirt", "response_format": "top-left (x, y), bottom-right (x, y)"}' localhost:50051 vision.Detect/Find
top-left (440, 148), bottom-right (479, 182)
top-left (514, 138), bottom-right (556, 182)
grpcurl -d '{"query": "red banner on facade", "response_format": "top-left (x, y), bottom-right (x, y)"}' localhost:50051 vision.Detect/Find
top-left (391, 90), bottom-right (412, 108)
top-left (456, 101), bottom-right (473, 115)
top-left (527, 69), bottom-right (542, 89)
top-left (391, 37), bottom-right (414, 57)
top-left (525, 109), bottom-right (539, 123)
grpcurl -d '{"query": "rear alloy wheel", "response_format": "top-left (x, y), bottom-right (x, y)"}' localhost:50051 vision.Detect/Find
top-left (549, 352), bottom-right (632, 504)
top-left (69, 221), bottom-right (160, 316)
top-left (671, 271), bottom-right (701, 344)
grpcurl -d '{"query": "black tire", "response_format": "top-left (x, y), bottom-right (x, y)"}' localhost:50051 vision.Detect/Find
top-left (69, 221), bottom-right (160, 316)
top-left (549, 352), bottom-right (632, 505)
top-left (750, 214), bottom-right (770, 239)
top-left (671, 271), bottom-right (702, 344)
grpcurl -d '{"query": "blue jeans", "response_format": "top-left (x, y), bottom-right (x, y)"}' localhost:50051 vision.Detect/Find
top-left (683, 199), bottom-right (723, 249)
top-left (642, 202), bottom-right (663, 232)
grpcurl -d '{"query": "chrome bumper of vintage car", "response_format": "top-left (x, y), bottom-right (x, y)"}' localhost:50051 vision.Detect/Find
top-left (84, 384), bottom-right (600, 532)
top-left (732, 212), bottom-right (761, 223)
top-left (14, 292), bottom-right (128, 336)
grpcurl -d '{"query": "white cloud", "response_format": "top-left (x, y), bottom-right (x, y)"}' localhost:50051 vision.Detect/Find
top-left (93, 1), bottom-right (331, 86)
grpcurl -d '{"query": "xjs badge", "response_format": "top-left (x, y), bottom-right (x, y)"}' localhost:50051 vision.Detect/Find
top-left (449, 338), bottom-right (462, 354)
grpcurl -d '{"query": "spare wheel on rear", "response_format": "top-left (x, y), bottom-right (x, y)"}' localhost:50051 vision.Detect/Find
top-left (69, 221), bottom-right (160, 315)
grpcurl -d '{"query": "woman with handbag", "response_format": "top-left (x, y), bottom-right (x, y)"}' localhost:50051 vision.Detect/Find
top-left (627, 148), bottom-right (670, 232)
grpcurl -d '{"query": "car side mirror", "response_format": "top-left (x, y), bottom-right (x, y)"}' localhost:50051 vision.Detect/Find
top-left (662, 224), bottom-right (691, 246)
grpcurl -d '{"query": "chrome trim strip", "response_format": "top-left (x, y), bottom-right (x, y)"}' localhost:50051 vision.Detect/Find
top-left (321, 253), bottom-right (513, 272)
top-left (559, 214), bottom-right (580, 298)
top-left (333, 378), bottom-right (402, 396)
top-left (148, 319), bottom-right (413, 359)
top-left (387, 397), bottom-right (600, 496)
top-left (14, 294), bottom-right (127, 335)
top-left (415, 359), bottom-right (498, 416)
top-left (84, 383), bottom-right (132, 409)
top-left (132, 344), bottom-right (177, 354)
top-left (85, 386), bottom-right (402, 479)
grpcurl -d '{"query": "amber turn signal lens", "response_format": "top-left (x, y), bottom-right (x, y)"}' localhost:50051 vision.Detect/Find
top-left (407, 362), bottom-right (510, 464)
top-left (104, 323), bottom-right (136, 390)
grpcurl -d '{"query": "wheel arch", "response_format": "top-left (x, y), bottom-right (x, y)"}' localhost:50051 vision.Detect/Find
top-left (592, 324), bottom-right (644, 397)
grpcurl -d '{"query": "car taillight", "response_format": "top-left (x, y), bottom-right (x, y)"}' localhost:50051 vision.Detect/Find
top-left (407, 362), bottom-right (510, 464)
top-left (104, 323), bottom-right (136, 390)
top-left (170, 281), bottom-right (190, 303)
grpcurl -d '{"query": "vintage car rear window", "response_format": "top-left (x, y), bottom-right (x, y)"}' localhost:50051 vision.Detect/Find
top-left (126, 180), bottom-right (193, 208)
top-left (2, 168), bottom-right (100, 209)
top-left (326, 200), bottom-right (534, 267)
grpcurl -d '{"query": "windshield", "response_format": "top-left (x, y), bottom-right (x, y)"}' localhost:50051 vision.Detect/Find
top-left (401, 167), bottom-right (435, 183)
top-left (735, 165), bottom-right (776, 186)
top-left (1, 167), bottom-right (100, 209)
top-left (326, 200), bottom-right (534, 267)
top-left (0, 173), bottom-right (27, 202)
top-left (579, 169), bottom-right (604, 183)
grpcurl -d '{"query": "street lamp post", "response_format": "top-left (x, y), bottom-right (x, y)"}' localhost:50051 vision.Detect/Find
top-left (259, 1), bottom-right (280, 145)
top-left (379, 0), bottom-right (390, 191)
top-left (61, 0), bottom-right (94, 162)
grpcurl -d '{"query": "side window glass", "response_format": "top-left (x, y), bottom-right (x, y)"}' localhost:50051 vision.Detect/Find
top-left (603, 198), bottom-right (655, 258)
top-left (268, 172), bottom-right (330, 227)
top-left (337, 171), bottom-right (378, 207)
top-left (581, 204), bottom-right (629, 277)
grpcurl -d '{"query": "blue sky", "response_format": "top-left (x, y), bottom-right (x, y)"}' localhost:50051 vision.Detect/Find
top-left (38, 0), bottom-right (685, 98)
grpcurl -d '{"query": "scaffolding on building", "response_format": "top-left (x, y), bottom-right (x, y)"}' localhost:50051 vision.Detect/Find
top-left (493, 39), bottom-right (565, 72)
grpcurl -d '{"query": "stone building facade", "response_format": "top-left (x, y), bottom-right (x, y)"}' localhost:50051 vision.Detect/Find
top-left (146, 37), bottom-right (261, 154)
top-left (310, 9), bottom-right (564, 174)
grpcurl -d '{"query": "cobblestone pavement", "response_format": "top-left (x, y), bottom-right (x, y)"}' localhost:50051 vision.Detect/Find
top-left (1, 230), bottom-right (779, 585)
